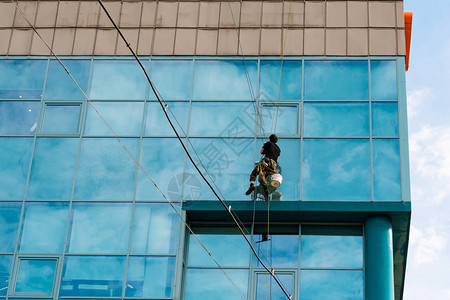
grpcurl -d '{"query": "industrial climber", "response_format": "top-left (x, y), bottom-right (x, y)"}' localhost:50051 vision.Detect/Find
top-left (245, 134), bottom-right (281, 198)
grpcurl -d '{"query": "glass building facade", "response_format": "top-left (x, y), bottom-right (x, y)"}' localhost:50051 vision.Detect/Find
top-left (0, 56), bottom-right (410, 299)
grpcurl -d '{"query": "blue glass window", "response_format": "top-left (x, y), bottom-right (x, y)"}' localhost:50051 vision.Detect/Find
top-left (27, 138), bottom-right (78, 200)
top-left (0, 203), bottom-right (22, 253)
top-left (372, 102), bottom-right (398, 137)
top-left (253, 235), bottom-right (299, 267)
top-left (42, 104), bottom-right (81, 135)
top-left (259, 60), bottom-right (302, 100)
top-left (188, 234), bottom-right (250, 267)
top-left (90, 60), bottom-right (148, 100)
top-left (0, 138), bottom-right (33, 200)
top-left (44, 60), bottom-right (90, 100)
top-left (261, 105), bottom-right (299, 135)
top-left (126, 256), bottom-right (176, 298)
top-left (190, 102), bottom-right (255, 137)
top-left (0, 255), bottom-right (13, 296)
top-left (303, 102), bottom-right (369, 137)
top-left (131, 203), bottom-right (179, 254)
top-left (256, 273), bottom-right (293, 300)
top-left (373, 139), bottom-right (401, 201)
top-left (0, 101), bottom-right (39, 135)
top-left (144, 102), bottom-right (189, 137)
top-left (148, 60), bottom-right (192, 100)
top-left (60, 256), bottom-right (126, 297)
top-left (84, 102), bottom-right (144, 136)
top-left (74, 138), bottom-right (139, 200)
top-left (304, 60), bottom-right (369, 100)
top-left (300, 270), bottom-right (363, 300)
top-left (67, 203), bottom-right (132, 254)
top-left (301, 235), bottom-right (363, 268)
top-left (371, 60), bottom-right (397, 100)
top-left (136, 138), bottom-right (186, 201)
top-left (0, 60), bottom-right (47, 99)
top-left (185, 138), bottom-right (254, 200)
top-left (19, 202), bottom-right (69, 253)
top-left (15, 259), bottom-right (57, 296)
top-left (185, 269), bottom-right (248, 300)
top-left (302, 139), bottom-right (370, 201)
top-left (193, 60), bottom-right (258, 100)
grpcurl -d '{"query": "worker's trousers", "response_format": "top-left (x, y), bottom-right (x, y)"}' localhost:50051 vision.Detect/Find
top-left (249, 157), bottom-right (277, 189)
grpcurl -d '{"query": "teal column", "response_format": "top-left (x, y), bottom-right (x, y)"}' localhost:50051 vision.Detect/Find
top-left (365, 216), bottom-right (395, 300)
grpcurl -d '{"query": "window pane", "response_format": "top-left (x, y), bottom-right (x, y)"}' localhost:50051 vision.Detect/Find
top-left (302, 139), bottom-right (370, 200)
top-left (261, 105), bottom-right (299, 135)
top-left (126, 256), bottom-right (176, 298)
top-left (148, 60), bottom-right (192, 100)
top-left (304, 61), bottom-right (368, 100)
top-left (301, 235), bottom-right (363, 268)
top-left (74, 138), bottom-right (139, 200)
top-left (259, 60), bottom-right (302, 100)
top-left (193, 60), bottom-right (257, 100)
top-left (60, 256), bottom-right (126, 297)
top-left (0, 203), bottom-right (22, 253)
top-left (136, 138), bottom-right (186, 201)
top-left (190, 102), bottom-right (255, 137)
top-left (90, 60), bottom-right (148, 100)
top-left (0, 138), bottom-right (33, 200)
top-left (371, 60), bottom-right (397, 100)
top-left (84, 102), bottom-right (144, 136)
top-left (253, 235), bottom-right (299, 268)
top-left (0, 101), bottom-right (39, 135)
top-left (27, 138), bottom-right (78, 200)
top-left (185, 269), bottom-right (248, 300)
top-left (144, 102), bottom-right (189, 137)
top-left (19, 202), bottom-right (69, 253)
top-left (372, 102), bottom-right (398, 137)
top-left (256, 273), bottom-right (293, 300)
top-left (15, 259), bottom-right (57, 296)
top-left (185, 138), bottom-right (254, 200)
top-left (0, 60), bottom-right (47, 99)
top-left (42, 105), bottom-right (81, 134)
top-left (67, 203), bottom-right (132, 254)
top-left (44, 60), bottom-right (90, 100)
top-left (188, 234), bottom-right (250, 267)
top-left (131, 203), bottom-right (179, 254)
top-left (0, 255), bottom-right (13, 296)
top-left (300, 270), bottom-right (363, 300)
top-left (373, 139), bottom-right (401, 201)
top-left (303, 102), bottom-right (369, 137)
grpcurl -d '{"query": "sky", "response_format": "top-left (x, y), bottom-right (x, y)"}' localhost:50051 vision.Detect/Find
top-left (402, 0), bottom-right (450, 299)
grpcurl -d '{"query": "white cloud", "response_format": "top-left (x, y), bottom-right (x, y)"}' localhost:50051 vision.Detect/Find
top-left (410, 225), bottom-right (447, 265)
top-left (409, 125), bottom-right (450, 204)
top-left (407, 88), bottom-right (432, 118)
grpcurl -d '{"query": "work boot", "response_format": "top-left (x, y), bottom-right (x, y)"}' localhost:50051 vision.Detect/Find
top-left (245, 183), bottom-right (255, 195)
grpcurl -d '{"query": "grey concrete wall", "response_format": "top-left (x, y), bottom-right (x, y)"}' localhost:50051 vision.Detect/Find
top-left (0, 0), bottom-right (406, 56)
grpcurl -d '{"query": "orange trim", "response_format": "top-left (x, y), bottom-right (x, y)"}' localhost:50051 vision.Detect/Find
top-left (405, 12), bottom-right (413, 71)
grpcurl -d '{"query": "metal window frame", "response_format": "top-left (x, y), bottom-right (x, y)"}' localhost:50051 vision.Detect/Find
top-left (38, 101), bottom-right (84, 137)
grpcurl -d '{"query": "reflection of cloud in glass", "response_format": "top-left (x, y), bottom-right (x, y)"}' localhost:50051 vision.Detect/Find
top-left (149, 60), bottom-right (192, 100)
top-left (256, 273), bottom-right (293, 300)
top-left (193, 60), bottom-right (258, 100)
top-left (0, 101), bottom-right (40, 135)
top-left (131, 203), bottom-right (179, 254)
top-left (253, 235), bottom-right (299, 267)
top-left (373, 139), bottom-right (401, 200)
top-left (370, 60), bottom-right (397, 100)
top-left (68, 203), bottom-right (131, 253)
top-left (0, 60), bottom-right (47, 99)
top-left (0, 203), bottom-right (22, 253)
top-left (0, 138), bottom-right (33, 200)
top-left (0, 255), bottom-right (12, 296)
top-left (301, 235), bottom-right (363, 268)
top-left (302, 139), bottom-right (370, 200)
top-left (300, 270), bottom-right (363, 300)
top-left (145, 102), bottom-right (189, 137)
top-left (16, 260), bottom-right (57, 295)
top-left (84, 102), bottom-right (144, 136)
top-left (261, 106), bottom-right (298, 135)
top-left (20, 202), bottom-right (69, 253)
top-left (89, 60), bottom-right (148, 100)
top-left (44, 60), bottom-right (90, 100)
top-left (259, 60), bottom-right (302, 100)
top-left (43, 105), bottom-right (81, 134)
top-left (372, 102), bottom-right (399, 137)
top-left (185, 269), bottom-right (248, 300)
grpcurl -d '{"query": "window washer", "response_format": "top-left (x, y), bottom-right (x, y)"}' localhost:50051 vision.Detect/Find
top-left (245, 134), bottom-right (281, 198)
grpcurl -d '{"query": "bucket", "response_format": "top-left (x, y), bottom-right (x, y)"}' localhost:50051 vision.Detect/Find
top-left (270, 173), bottom-right (283, 188)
